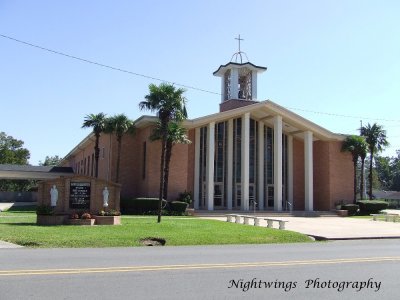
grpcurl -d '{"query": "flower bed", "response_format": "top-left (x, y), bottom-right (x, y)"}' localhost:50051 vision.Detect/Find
top-left (67, 218), bottom-right (95, 226)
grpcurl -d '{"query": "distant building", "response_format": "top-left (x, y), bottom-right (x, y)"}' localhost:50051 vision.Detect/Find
top-left (62, 53), bottom-right (353, 211)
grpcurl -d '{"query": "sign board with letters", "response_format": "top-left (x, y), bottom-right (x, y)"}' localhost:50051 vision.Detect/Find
top-left (69, 182), bottom-right (91, 209)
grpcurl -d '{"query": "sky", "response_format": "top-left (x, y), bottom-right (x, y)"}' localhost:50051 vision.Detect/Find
top-left (0, 0), bottom-right (399, 165)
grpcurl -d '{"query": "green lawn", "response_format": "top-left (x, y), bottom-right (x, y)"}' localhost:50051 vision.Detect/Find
top-left (0, 206), bottom-right (312, 248)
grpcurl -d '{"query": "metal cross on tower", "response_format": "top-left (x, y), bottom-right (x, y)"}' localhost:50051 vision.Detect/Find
top-left (235, 34), bottom-right (244, 53)
top-left (231, 34), bottom-right (248, 63)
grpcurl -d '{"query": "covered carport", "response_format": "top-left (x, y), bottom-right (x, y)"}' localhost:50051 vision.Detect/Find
top-left (0, 164), bottom-right (74, 207)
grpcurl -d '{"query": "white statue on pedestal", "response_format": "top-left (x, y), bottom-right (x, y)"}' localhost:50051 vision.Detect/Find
top-left (50, 185), bottom-right (58, 207)
top-left (103, 186), bottom-right (109, 208)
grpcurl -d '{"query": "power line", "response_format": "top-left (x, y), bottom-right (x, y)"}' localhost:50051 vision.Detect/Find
top-left (0, 33), bottom-right (220, 96)
top-left (286, 106), bottom-right (400, 123)
top-left (1, 33), bottom-right (400, 123)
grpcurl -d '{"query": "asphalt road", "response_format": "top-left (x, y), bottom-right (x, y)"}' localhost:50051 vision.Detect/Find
top-left (0, 240), bottom-right (399, 300)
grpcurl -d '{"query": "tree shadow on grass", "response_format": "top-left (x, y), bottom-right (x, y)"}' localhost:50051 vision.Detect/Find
top-left (0, 222), bottom-right (38, 226)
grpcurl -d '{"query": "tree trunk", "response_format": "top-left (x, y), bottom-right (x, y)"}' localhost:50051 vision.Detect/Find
top-left (116, 135), bottom-right (122, 183)
top-left (360, 157), bottom-right (365, 200)
top-left (353, 159), bottom-right (357, 204)
top-left (94, 133), bottom-right (100, 178)
top-left (157, 122), bottom-right (168, 223)
top-left (163, 140), bottom-right (173, 201)
top-left (369, 150), bottom-right (374, 199)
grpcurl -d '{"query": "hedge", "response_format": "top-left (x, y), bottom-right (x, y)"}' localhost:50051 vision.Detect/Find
top-left (121, 198), bottom-right (167, 214)
top-left (356, 200), bottom-right (389, 214)
top-left (341, 204), bottom-right (359, 216)
top-left (169, 201), bottom-right (188, 213)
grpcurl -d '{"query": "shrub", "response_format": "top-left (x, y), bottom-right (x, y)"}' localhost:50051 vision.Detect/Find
top-left (169, 201), bottom-right (188, 213)
top-left (98, 209), bottom-right (121, 216)
top-left (36, 204), bottom-right (53, 215)
top-left (341, 204), bottom-right (359, 216)
top-left (69, 213), bottom-right (79, 219)
top-left (81, 213), bottom-right (92, 219)
top-left (356, 200), bottom-right (389, 215)
top-left (121, 198), bottom-right (167, 214)
top-left (177, 191), bottom-right (192, 205)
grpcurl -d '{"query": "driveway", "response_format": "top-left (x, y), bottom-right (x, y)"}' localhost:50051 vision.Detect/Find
top-left (200, 215), bottom-right (400, 240)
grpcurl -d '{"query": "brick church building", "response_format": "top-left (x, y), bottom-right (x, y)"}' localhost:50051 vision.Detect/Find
top-left (61, 54), bottom-right (353, 212)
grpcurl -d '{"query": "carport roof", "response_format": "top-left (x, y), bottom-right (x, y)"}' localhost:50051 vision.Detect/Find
top-left (0, 164), bottom-right (74, 180)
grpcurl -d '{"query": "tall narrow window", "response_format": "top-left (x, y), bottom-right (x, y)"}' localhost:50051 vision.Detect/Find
top-left (91, 154), bottom-right (94, 177)
top-left (142, 142), bottom-right (147, 179)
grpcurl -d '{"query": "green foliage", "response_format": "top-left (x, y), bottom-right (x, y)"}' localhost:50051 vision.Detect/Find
top-left (356, 200), bottom-right (389, 214)
top-left (177, 191), bottom-right (192, 204)
top-left (341, 204), bottom-right (359, 216)
top-left (39, 155), bottom-right (62, 166)
top-left (0, 132), bottom-right (33, 192)
top-left (98, 209), bottom-right (121, 216)
top-left (169, 201), bottom-right (188, 213)
top-left (121, 198), bottom-right (167, 214)
top-left (139, 83), bottom-right (188, 222)
top-left (0, 132), bottom-right (30, 164)
top-left (374, 151), bottom-right (400, 191)
top-left (36, 204), bottom-right (53, 215)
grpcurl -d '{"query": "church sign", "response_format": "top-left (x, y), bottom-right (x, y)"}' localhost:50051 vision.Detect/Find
top-left (69, 182), bottom-right (91, 209)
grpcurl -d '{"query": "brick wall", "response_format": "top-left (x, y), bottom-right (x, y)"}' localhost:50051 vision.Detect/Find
top-left (219, 99), bottom-right (259, 112)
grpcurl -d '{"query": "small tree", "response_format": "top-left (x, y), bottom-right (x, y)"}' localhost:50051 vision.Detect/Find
top-left (139, 83), bottom-right (187, 223)
top-left (105, 114), bottom-right (135, 183)
top-left (0, 132), bottom-right (32, 191)
top-left (361, 123), bottom-right (389, 199)
top-left (342, 135), bottom-right (368, 203)
top-left (150, 121), bottom-right (191, 200)
top-left (39, 155), bottom-right (62, 166)
top-left (82, 113), bottom-right (107, 178)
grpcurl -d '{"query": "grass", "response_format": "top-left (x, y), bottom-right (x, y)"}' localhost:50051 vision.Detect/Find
top-left (0, 207), bottom-right (312, 248)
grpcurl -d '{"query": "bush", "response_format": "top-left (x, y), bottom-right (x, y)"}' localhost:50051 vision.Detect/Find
top-left (341, 204), bottom-right (359, 216)
top-left (177, 191), bottom-right (192, 205)
top-left (356, 200), bottom-right (389, 215)
top-left (81, 213), bottom-right (92, 219)
top-left (121, 198), bottom-right (167, 214)
top-left (98, 209), bottom-right (121, 216)
top-left (169, 201), bottom-right (188, 213)
top-left (36, 204), bottom-right (53, 215)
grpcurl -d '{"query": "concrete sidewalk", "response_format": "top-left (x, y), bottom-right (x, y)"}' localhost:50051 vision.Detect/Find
top-left (200, 215), bottom-right (400, 240)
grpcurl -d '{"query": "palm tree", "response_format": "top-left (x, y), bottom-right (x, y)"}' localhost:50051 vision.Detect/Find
top-left (82, 113), bottom-right (107, 178)
top-left (358, 140), bottom-right (368, 200)
top-left (361, 123), bottom-right (389, 199)
top-left (105, 114), bottom-right (135, 183)
top-left (139, 83), bottom-right (187, 223)
top-left (342, 135), bottom-right (367, 203)
top-left (150, 121), bottom-right (191, 200)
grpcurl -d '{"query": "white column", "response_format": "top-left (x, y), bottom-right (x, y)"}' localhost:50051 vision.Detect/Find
top-left (287, 135), bottom-right (294, 211)
top-left (257, 121), bottom-right (264, 210)
top-left (273, 115), bottom-right (283, 211)
top-left (231, 68), bottom-right (239, 99)
top-left (194, 128), bottom-right (200, 210)
top-left (227, 119), bottom-right (233, 210)
top-left (251, 71), bottom-right (258, 100)
top-left (304, 131), bottom-right (313, 211)
top-left (241, 113), bottom-right (250, 211)
top-left (206, 122), bottom-right (215, 211)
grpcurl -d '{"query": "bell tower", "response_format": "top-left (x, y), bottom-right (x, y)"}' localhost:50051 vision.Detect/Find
top-left (213, 35), bottom-right (267, 112)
